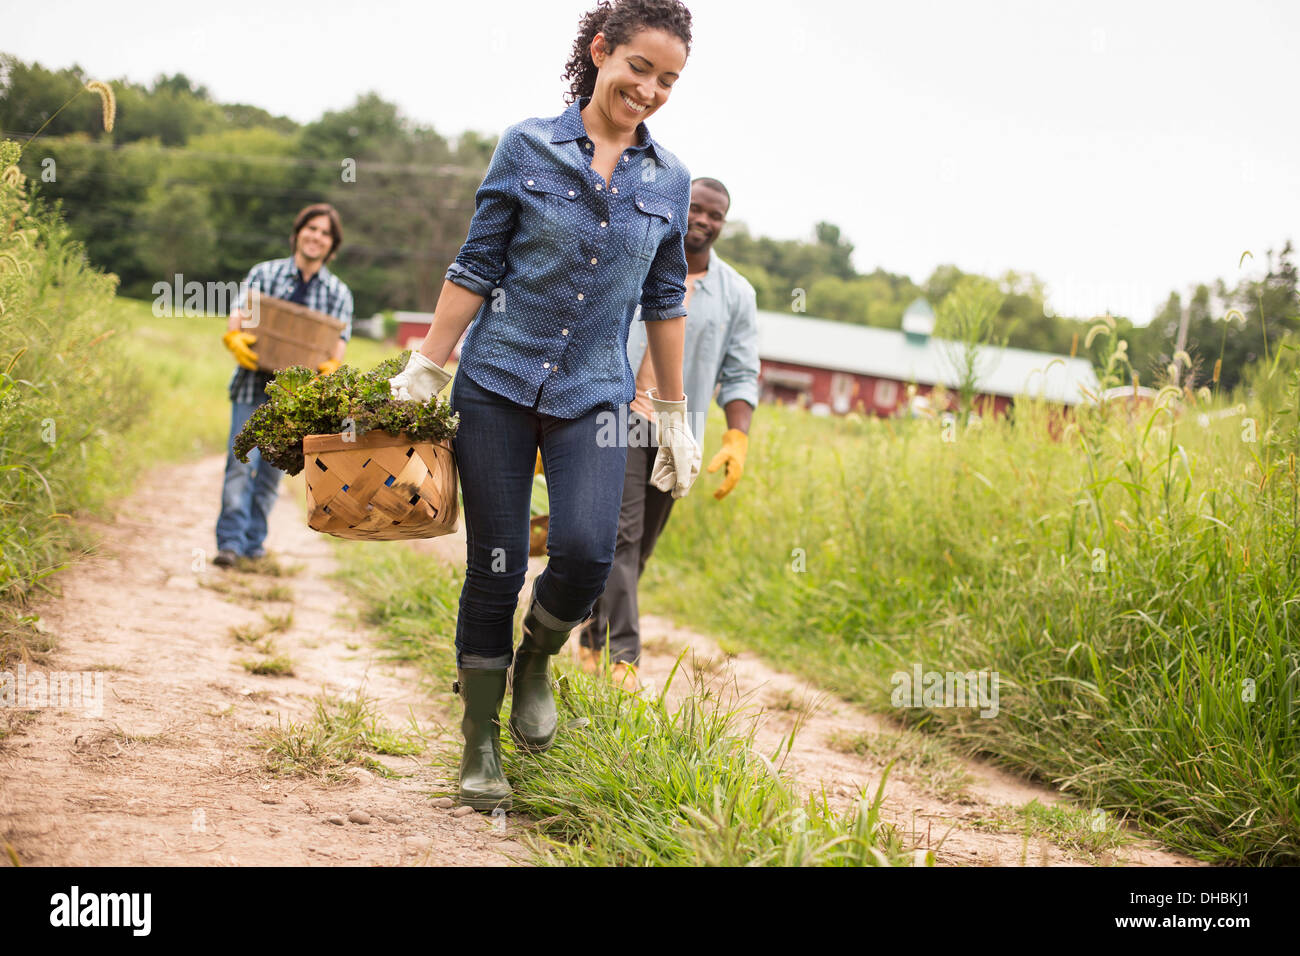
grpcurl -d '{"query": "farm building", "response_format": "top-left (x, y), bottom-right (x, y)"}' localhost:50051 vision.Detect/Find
top-left (396, 310), bottom-right (472, 360)
top-left (392, 298), bottom-right (1098, 419)
top-left (396, 311), bottom-right (439, 352)
top-left (757, 299), bottom-right (1100, 417)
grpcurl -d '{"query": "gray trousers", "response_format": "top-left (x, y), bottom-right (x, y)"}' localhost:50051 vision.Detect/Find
top-left (579, 413), bottom-right (675, 666)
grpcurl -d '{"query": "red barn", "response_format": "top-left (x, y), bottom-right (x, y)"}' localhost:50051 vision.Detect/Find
top-left (395, 312), bottom-right (471, 360)
top-left (757, 299), bottom-right (1099, 418)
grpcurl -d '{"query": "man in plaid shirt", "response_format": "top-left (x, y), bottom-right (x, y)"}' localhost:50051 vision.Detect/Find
top-left (215, 203), bottom-right (354, 567)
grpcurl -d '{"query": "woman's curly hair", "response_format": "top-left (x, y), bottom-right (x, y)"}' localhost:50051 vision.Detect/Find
top-left (563, 0), bottom-right (693, 105)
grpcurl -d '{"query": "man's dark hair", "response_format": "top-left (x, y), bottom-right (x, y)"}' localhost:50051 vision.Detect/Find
top-left (692, 177), bottom-right (730, 212)
top-left (563, 0), bottom-right (693, 105)
top-left (291, 203), bottom-right (343, 263)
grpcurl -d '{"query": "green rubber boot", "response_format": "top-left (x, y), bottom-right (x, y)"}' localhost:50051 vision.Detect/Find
top-left (508, 593), bottom-right (577, 753)
top-left (455, 668), bottom-right (512, 812)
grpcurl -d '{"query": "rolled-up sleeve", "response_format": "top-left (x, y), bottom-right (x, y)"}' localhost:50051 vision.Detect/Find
top-left (446, 127), bottom-right (520, 298)
top-left (716, 285), bottom-right (761, 409)
top-left (639, 176), bottom-right (690, 321)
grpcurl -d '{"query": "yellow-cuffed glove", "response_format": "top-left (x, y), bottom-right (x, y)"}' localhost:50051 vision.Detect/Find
top-left (222, 329), bottom-right (259, 370)
top-left (317, 358), bottom-right (342, 376)
top-left (706, 429), bottom-right (748, 500)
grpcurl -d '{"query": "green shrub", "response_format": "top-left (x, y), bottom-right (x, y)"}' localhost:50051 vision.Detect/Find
top-left (0, 139), bottom-right (147, 653)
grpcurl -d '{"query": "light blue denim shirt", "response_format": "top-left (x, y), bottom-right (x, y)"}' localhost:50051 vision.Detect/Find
top-left (625, 249), bottom-right (760, 441)
top-left (446, 96), bottom-right (690, 419)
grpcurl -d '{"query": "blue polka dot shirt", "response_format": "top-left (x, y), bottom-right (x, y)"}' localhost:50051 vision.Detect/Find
top-left (447, 96), bottom-right (690, 419)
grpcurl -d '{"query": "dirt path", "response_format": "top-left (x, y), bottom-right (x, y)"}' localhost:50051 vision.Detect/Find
top-left (2, 453), bottom-right (1202, 867)
top-left (0, 454), bottom-right (521, 867)
top-left (628, 618), bottom-right (1200, 866)
top-left (413, 534), bottom-right (1202, 868)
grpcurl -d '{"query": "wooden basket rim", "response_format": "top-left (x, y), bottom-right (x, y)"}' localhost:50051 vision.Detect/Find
top-left (249, 288), bottom-right (347, 332)
top-left (303, 430), bottom-right (453, 454)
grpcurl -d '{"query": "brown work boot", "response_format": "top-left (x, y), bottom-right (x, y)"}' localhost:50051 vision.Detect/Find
top-left (576, 644), bottom-right (601, 675)
top-left (609, 662), bottom-right (640, 693)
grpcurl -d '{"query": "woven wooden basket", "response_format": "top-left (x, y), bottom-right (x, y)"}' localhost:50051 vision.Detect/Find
top-left (303, 430), bottom-right (459, 541)
top-left (247, 289), bottom-right (347, 372)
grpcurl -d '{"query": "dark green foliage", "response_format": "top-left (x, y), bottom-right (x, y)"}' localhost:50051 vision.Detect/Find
top-left (9, 52), bottom-right (1299, 391)
top-left (0, 138), bottom-right (157, 666)
top-left (5, 57), bottom-right (491, 312)
top-left (1126, 245), bottom-right (1300, 394)
top-left (232, 352), bottom-right (458, 475)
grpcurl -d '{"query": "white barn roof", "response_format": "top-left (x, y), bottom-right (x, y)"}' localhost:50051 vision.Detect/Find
top-left (757, 310), bottom-right (1099, 406)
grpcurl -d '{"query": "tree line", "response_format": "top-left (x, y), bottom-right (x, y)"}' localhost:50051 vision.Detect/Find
top-left (2, 53), bottom-right (1295, 393)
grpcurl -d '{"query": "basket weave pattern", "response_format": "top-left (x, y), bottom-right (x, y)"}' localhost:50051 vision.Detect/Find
top-left (249, 289), bottom-right (347, 372)
top-left (303, 430), bottom-right (459, 541)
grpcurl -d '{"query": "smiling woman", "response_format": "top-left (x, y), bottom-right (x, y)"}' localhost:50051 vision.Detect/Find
top-left (563, 0), bottom-right (691, 159)
top-left (384, 0), bottom-right (699, 813)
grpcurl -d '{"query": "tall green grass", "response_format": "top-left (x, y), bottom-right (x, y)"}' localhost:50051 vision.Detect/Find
top-left (330, 540), bottom-right (919, 866)
top-left (0, 140), bottom-right (147, 655)
top-left (500, 665), bottom-right (910, 866)
top-left (0, 146), bottom-right (245, 662)
top-left (0, 128), bottom-right (397, 662)
top-left (645, 339), bottom-right (1300, 864)
top-left (9, 129), bottom-right (1287, 860)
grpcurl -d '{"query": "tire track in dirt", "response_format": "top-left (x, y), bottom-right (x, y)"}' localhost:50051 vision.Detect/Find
top-left (0, 454), bottom-right (520, 867)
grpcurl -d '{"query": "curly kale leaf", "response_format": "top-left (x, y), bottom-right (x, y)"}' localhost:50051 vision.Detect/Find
top-left (232, 352), bottom-right (459, 476)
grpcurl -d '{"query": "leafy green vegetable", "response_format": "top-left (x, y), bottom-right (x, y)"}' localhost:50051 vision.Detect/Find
top-left (233, 352), bottom-right (459, 475)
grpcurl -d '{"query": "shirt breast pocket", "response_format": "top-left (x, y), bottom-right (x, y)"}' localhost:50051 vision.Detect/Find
top-left (520, 171), bottom-right (581, 243)
top-left (625, 189), bottom-right (676, 262)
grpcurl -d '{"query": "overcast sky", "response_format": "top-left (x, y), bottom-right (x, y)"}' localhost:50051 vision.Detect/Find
top-left (5, 0), bottom-right (1298, 323)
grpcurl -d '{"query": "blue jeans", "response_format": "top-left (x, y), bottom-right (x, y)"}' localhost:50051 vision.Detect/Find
top-left (216, 398), bottom-right (284, 557)
top-left (450, 369), bottom-right (629, 668)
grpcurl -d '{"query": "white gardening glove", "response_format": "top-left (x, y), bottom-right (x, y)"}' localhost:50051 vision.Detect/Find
top-left (389, 351), bottom-right (452, 403)
top-left (648, 388), bottom-right (702, 499)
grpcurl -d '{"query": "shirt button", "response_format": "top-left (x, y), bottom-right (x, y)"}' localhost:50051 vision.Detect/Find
top-left (595, 184), bottom-right (602, 191)
top-left (562, 328), bottom-right (569, 335)
top-left (568, 189), bottom-right (575, 197)
top-left (622, 155), bottom-right (629, 162)
top-left (585, 141), bottom-right (592, 149)
top-left (600, 221), bottom-right (608, 228)
top-left (611, 187), bottom-right (618, 194)
top-left (590, 257), bottom-right (597, 264)
top-left (637, 200), bottom-right (644, 208)
top-left (526, 179), bottom-right (534, 186)
top-left (577, 293), bottom-right (584, 301)
top-left (543, 362), bottom-right (550, 369)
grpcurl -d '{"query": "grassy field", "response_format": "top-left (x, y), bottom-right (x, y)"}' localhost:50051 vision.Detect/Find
top-left (643, 345), bottom-right (1300, 864)
top-left (0, 251), bottom-right (393, 663)
top-left (1, 143), bottom-right (146, 660)
top-left (9, 293), bottom-right (917, 865)
top-left (327, 540), bottom-right (918, 866)
top-left (9, 237), bottom-right (1296, 862)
